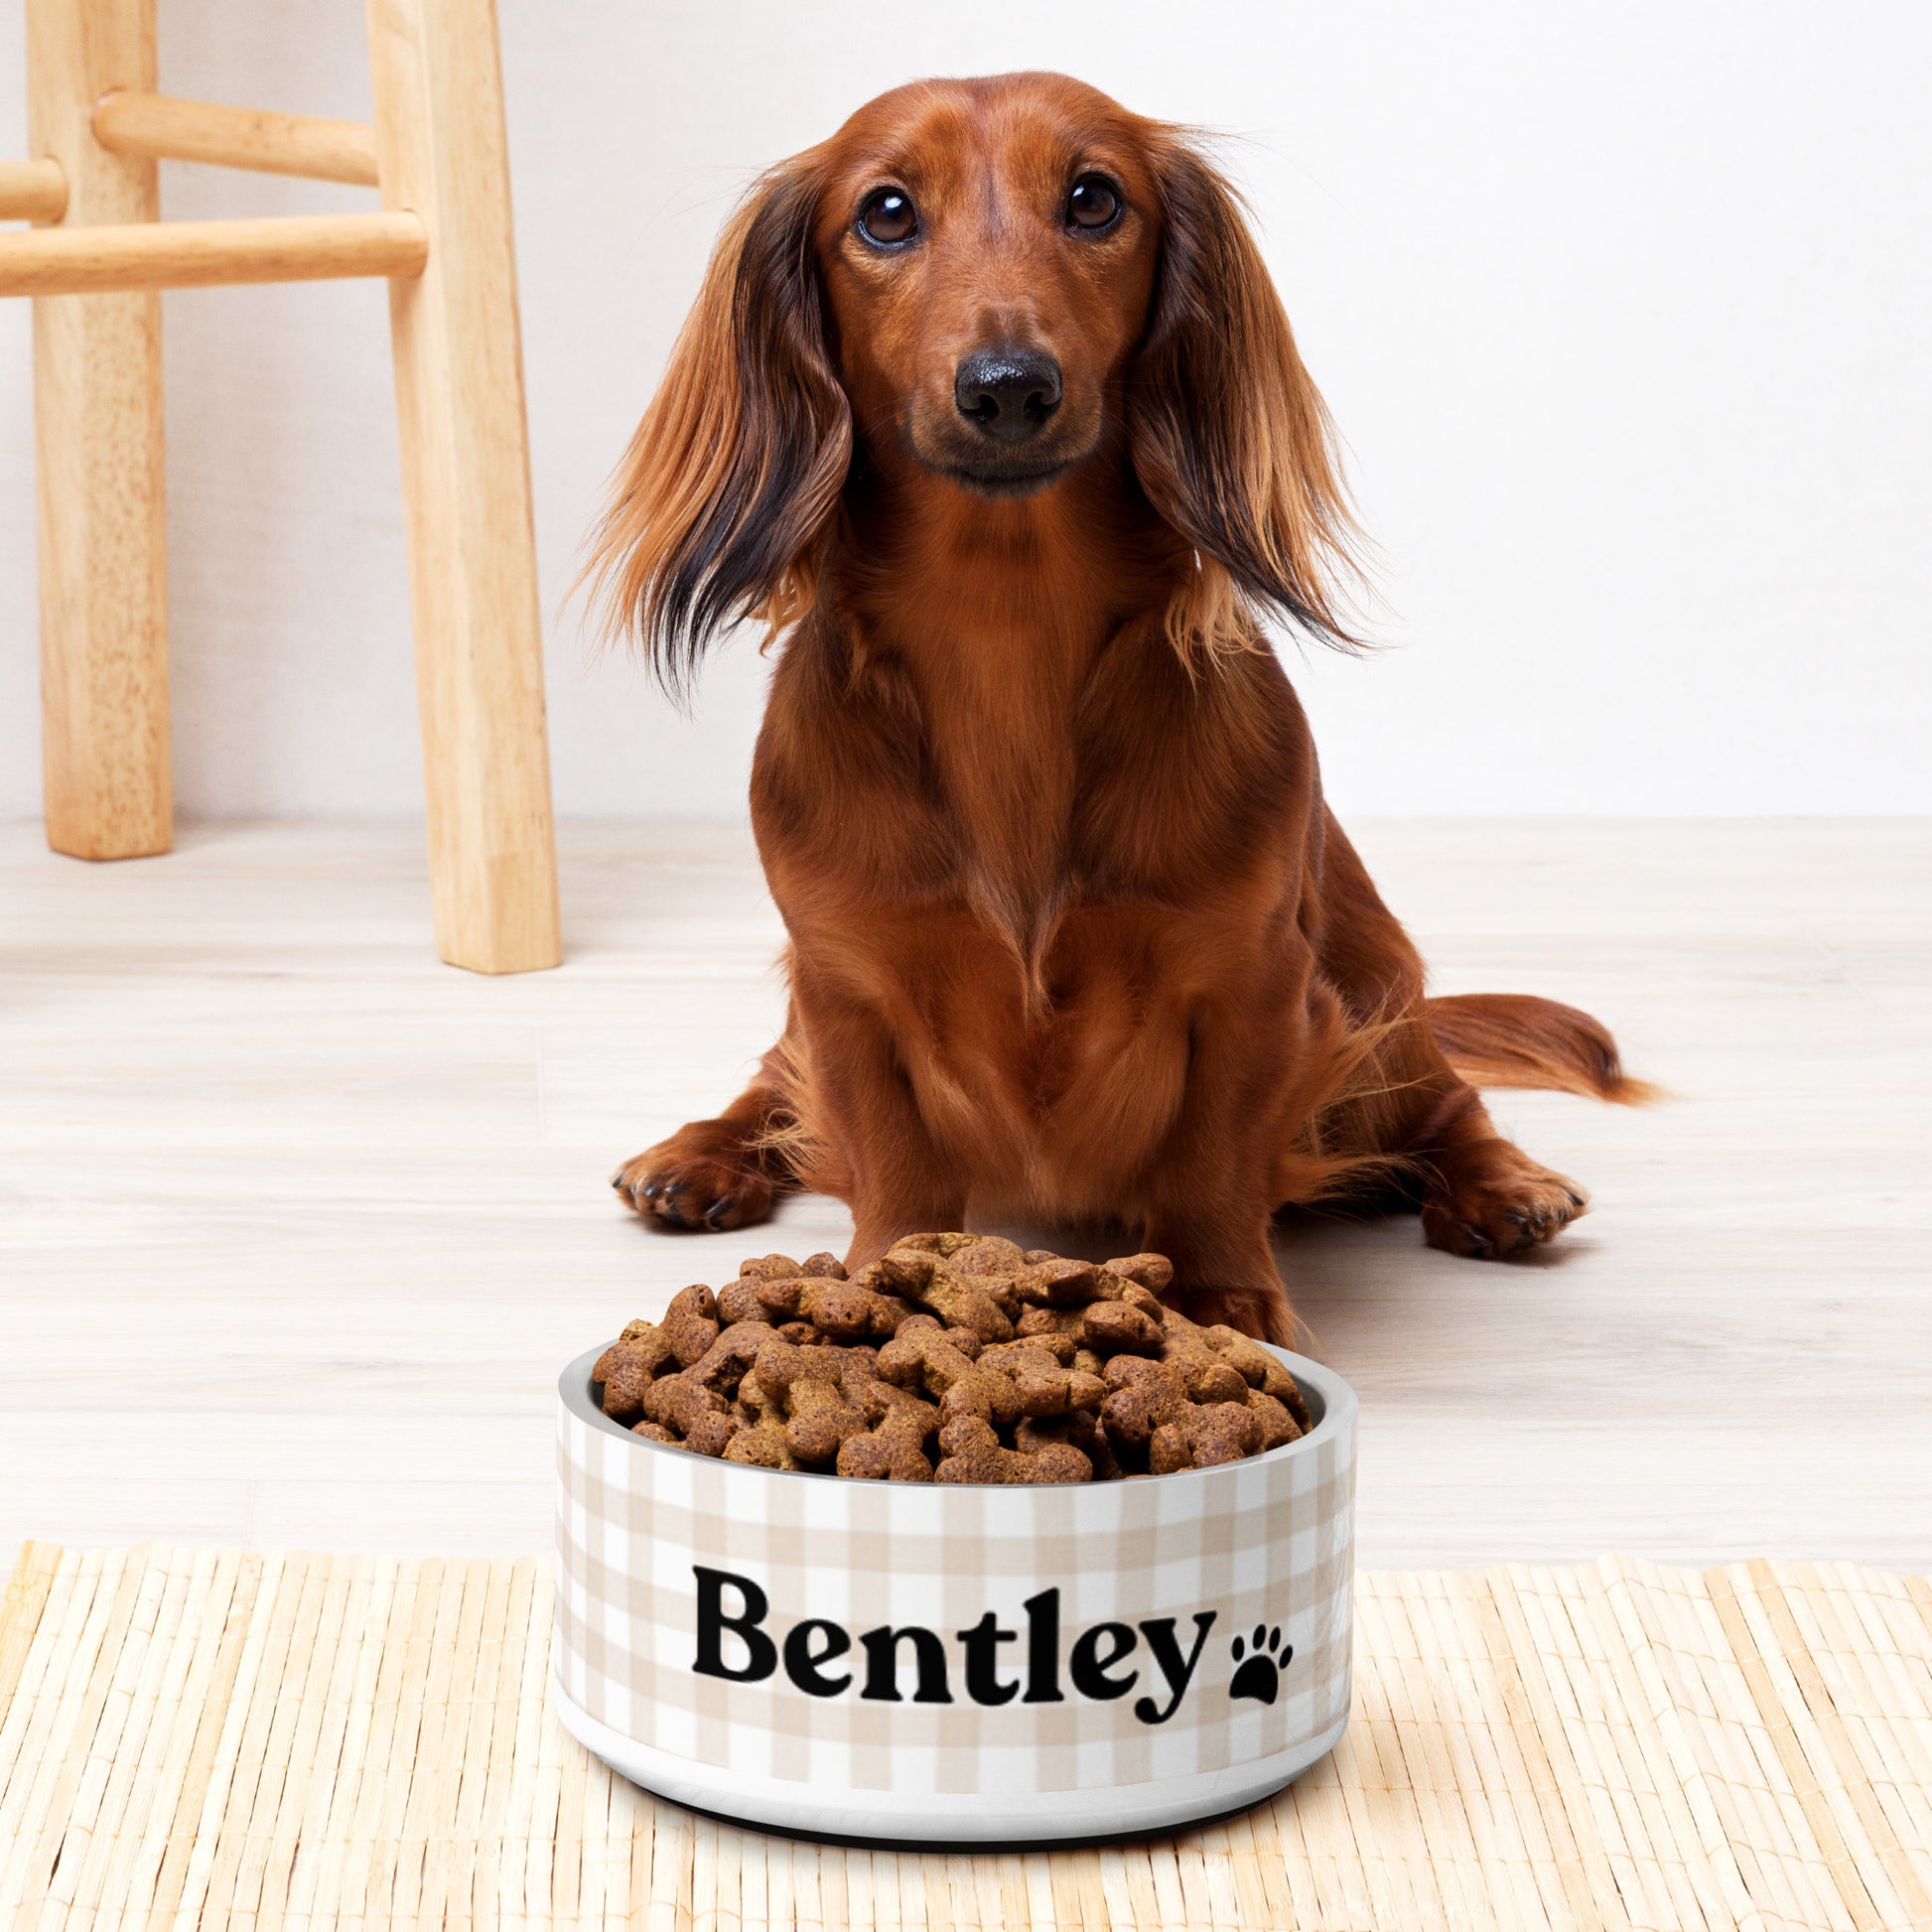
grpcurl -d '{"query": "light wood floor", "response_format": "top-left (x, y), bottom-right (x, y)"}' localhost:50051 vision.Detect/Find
top-left (3, 819), bottom-right (1926, 1569)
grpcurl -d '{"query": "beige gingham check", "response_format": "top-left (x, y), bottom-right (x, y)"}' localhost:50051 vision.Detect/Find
top-left (555, 1346), bottom-right (1353, 1799)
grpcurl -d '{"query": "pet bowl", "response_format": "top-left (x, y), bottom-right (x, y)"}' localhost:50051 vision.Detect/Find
top-left (553, 1340), bottom-right (1356, 1845)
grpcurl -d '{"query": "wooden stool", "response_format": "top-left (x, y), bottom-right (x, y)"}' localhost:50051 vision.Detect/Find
top-left (0, 0), bottom-right (561, 974)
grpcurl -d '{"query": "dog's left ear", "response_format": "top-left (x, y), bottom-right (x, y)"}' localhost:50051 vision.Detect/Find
top-left (1131, 139), bottom-right (1360, 652)
top-left (585, 154), bottom-right (851, 698)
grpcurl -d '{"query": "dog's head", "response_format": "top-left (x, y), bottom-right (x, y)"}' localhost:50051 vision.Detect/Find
top-left (812, 75), bottom-right (1161, 503)
top-left (589, 72), bottom-right (1357, 692)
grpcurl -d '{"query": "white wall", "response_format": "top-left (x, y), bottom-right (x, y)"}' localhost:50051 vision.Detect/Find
top-left (3, 0), bottom-right (1927, 820)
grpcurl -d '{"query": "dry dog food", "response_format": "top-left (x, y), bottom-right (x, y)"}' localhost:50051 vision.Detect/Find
top-left (590, 1234), bottom-right (1311, 1484)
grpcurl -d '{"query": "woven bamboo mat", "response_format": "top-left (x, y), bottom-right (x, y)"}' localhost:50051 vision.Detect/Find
top-left (3, 1546), bottom-right (1930, 1931)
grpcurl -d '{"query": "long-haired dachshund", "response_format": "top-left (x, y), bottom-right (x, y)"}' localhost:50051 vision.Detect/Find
top-left (591, 71), bottom-right (1648, 1343)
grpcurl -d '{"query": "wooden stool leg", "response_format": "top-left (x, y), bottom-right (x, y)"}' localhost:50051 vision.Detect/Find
top-left (29, 0), bottom-right (170, 861)
top-left (365, 0), bottom-right (561, 974)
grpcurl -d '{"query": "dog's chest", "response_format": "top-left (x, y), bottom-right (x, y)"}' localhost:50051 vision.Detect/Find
top-left (848, 871), bottom-right (1288, 1199)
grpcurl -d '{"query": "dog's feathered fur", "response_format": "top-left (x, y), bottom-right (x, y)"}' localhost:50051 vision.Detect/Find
top-left (591, 72), bottom-right (1648, 1341)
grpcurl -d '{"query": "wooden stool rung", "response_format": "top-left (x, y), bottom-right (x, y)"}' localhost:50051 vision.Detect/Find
top-left (0, 156), bottom-right (66, 221)
top-left (0, 209), bottom-right (426, 296)
top-left (91, 90), bottom-right (380, 188)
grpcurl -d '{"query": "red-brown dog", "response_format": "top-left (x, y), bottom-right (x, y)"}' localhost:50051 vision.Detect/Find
top-left (591, 72), bottom-right (1648, 1342)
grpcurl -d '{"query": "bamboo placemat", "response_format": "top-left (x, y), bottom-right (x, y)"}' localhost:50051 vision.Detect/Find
top-left (3, 1545), bottom-right (1930, 1930)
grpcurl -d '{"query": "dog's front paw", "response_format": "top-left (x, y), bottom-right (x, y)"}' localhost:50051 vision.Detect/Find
top-left (611, 1135), bottom-right (775, 1232)
top-left (1421, 1139), bottom-right (1587, 1259)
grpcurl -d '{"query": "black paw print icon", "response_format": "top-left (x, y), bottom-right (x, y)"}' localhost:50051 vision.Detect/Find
top-left (1228, 1624), bottom-right (1292, 1706)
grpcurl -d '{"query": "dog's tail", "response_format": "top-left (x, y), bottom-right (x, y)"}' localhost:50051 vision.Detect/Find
top-left (1424, 993), bottom-right (1661, 1105)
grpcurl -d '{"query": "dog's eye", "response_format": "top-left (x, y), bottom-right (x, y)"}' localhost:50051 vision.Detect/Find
top-left (1066, 175), bottom-right (1122, 232)
top-left (857, 188), bottom-right (918, 246)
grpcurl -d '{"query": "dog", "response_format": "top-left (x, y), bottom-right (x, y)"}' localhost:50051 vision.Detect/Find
top-left (590, 71), bottom-right (1649, 1343)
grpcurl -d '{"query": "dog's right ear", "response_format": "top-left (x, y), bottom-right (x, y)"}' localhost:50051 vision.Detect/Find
top-left (585, 155), bottom-right (851, 698)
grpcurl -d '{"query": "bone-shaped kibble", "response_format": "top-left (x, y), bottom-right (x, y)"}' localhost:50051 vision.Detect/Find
top-left (724, 1415), bottom-right (798, 1469)
top-left (1013, 1258), bottom-right (1123, 1306)
top-left (850, 1370), bottom-right (932, 1425)
top-left (1015, 1306), bottom-right (1083, 1341)
top-left (876, 1327), bottom-right (1024, 1428)
top-left (892, 1312), bottom-right (985, 1357)
top-left (1200, 1324), bottom-right (1311, 1427)
top-left (926, 1239), bottom-right (1027, 1317)
top-left (755, 1336), bottom-right (870, 1464)
top-left (1103, 1253), bottom-right (1175, 1294)
top-left (594, 1329), bottom-right (676, 1421)
top-left (738, 1253), bottom-right (803, 1280)
top-left (887, 1232), bottom-right (978, 1259)
top-left (1178, 1356), bottom-right (1248, 1403)
top-left (1098, 1357), bottom-right (1190, 1449)
top-left (1016, 1408), bottom-right (1122, 1479)
top-left (835, 1345), bottom-right (884, 1410)
top-left (1156, 1309), bottom-right (1256, 1404)
top-left (1246, 1388), bottom-right (1304, 1450)
top-left (981, 1332), bottom-right (1075, 1369)
top-left (1149, 1400), bottom-right (1264, 1472)
top-left (865, 1251), bottom-right (1015, 1340)
top-left (836, 1390), bottom-right (937, 1481)
top-left (970, 1342), bottom-right (1107, 1419)
top-left (684, 1324), bottom-right (772, 1395)
top-left (734, 1365), bottom-right (779, 1421)
top-left (1018, 1300), bottom-right (1152, 1358)
top-left (715, 1276), bottom-right (775, 1326)
top-left (755, 1275), bottom-right (905, 1341)
top-left (935, 1415), bottom-right (1092, 1484)
top-left (639, 1371), bottom-right (738, 1456)
top-left (1080, 1302), bottom-right (1165, 1356)
top-left (660, 1284), bottom-right (722, 1366)
top-left (946, 1234), bottom-right (1027, 1278)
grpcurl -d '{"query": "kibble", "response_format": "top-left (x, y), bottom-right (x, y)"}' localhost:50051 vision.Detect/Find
top-left (588, 1237), bottom-right (1309, 1482)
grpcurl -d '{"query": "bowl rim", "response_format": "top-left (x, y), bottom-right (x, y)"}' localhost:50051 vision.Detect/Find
top-left (558, 1333), bottom-right (1357, 1490)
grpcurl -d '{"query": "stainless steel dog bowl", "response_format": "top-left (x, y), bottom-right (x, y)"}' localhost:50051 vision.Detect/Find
top-left (553, 1341), bottom-right (1356, 1844)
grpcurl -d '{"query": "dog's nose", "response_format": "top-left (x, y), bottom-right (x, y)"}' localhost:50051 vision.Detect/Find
top-left (953, 346), bottom-right (1062, 442)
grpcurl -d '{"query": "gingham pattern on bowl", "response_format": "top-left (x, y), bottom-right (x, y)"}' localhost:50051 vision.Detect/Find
top-left (555, 1343), bottom-right (1354, 1800)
